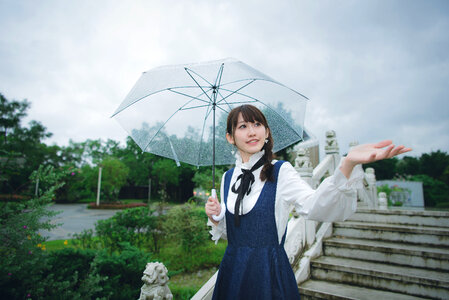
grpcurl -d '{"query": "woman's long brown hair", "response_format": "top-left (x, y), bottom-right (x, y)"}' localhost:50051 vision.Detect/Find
top-left (226, 105), bottom-right (274, 181)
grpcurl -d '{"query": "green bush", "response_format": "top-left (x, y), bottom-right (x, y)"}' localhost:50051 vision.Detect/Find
top-left (169, 285), bottom-right (198, 300)
top-left (163, 203), bottom-right (209, 251)
top-left (91, 242), bottom-right (151, 300)
top-left (71, 228), bottom-right (100, 249)
top-left (94, 206), bottom-right (161, 253)
top-left (0, 165), bottom-right (106, 299)
top-left (47, 247), bottom-right (97, 281)
top-left (155, 241), bottom-right (226, 273)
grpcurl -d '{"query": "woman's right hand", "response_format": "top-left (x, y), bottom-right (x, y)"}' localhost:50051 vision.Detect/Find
top-left (205, 196), bottom-right (221, 224)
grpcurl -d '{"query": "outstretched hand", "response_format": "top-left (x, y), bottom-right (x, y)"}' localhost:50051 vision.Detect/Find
top-left (346, 140), bottom-right (412, 166)
top-left (339, 140), bottom-right (412, 179)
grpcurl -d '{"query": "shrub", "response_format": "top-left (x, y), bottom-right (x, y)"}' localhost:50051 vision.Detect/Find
top-left (94, 206), bottom-right (162, 253)
top-left (163, 203), bottom-right (209, 251)
top-left (169, 285), bottom-right (198, 300)
top-left (0, 165), bottom-right (106, 299)
top-left (91, 242), bottom-right (151, 300)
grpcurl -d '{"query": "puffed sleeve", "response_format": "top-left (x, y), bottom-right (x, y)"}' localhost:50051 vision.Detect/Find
top-left (207, 172), bottom-right (227, 244)
top-left (278, 158), bottom-right (365, 222)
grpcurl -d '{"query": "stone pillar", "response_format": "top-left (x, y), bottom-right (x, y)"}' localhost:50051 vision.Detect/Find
top-left (365, 167), bottom-right (378, 208)
top-left (138, 262), bottom-right (173, 300)
top-left (324, 130), bottom-right (339, 155)
top-left (378, 192), bottom-right (388, 210)
top-left (294, 148), bottom-right (313, 186)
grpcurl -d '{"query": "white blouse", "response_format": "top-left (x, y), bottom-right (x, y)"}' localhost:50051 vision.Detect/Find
top-left (207, 150), bottom-right (365, 245)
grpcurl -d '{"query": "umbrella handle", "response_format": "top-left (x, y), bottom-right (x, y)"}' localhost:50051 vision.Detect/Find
top-left (211, 188), bottom-right (225, 221)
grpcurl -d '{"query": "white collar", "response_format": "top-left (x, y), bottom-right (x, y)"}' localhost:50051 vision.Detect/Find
top-left (235, 150), bottom-right (265, 170)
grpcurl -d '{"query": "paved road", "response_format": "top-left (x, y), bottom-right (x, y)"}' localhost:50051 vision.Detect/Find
top-left (39, 204), bottom-right (120, 241)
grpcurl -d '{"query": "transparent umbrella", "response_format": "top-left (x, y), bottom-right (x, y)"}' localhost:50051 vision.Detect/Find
top-left (112, 58), bottom-right (309, 190)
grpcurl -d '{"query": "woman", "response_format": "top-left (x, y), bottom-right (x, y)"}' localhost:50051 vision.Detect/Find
top-left (205, 105), bottom-right (410, 299)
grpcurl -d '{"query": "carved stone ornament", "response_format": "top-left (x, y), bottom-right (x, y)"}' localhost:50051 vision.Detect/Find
top-left (324, 130), bottom-right (339, 154)
top-left (378, 192), bottom-right (388, 209)
top-left (294, 148), bottom-right (313, 177)
top-left (365, 167), bottom-right (376, 186)
top-left (138, 262), bottom-right (173, 300)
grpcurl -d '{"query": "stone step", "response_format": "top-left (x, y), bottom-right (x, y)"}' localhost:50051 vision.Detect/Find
top-left (350, 208), bottom-right (449, 228)
top-left (324, 237), bottom-right (449, 270)
top-left (310, 256), bottom-right (449, 299)
top-left (298, 280), bottom-right (427, 300)
top-left (333, 221), bottom-right (449, 246)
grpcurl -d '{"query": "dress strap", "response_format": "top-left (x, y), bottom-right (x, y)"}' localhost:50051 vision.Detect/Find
top-left (272, 160), bottom-right (285, 180)
top-left (223, 168), bottom-right (235, 205)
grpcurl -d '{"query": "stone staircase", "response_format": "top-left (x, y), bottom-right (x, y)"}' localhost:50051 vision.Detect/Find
top-left (298, 208), bottom-right (449, 299)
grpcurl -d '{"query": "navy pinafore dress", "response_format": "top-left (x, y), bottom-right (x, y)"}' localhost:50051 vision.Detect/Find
top-left (212, 161), bottom-right (301, 300)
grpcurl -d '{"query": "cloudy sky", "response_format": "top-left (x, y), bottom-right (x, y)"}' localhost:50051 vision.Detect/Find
top-left (1, 0), bottom-right (448, 158)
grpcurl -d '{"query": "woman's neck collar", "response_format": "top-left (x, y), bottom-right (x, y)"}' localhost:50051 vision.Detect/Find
top-left (235, 150), bottom-right (265, 169)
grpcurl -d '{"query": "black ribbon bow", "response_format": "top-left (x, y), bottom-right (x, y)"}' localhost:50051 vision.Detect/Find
top-left (231, 155), bottom-right (267, 226)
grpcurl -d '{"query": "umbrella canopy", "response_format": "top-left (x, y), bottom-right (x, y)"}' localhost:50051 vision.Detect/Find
top-left (112, 58), bottom-right (309, 173)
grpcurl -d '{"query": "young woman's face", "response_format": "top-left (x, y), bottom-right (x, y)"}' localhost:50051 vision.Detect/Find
top-left (226, 113), bottom-right (269, 162)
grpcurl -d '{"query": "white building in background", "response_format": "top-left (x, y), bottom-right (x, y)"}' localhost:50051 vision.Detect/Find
top-left (376, 180), bottom-right (424, 207)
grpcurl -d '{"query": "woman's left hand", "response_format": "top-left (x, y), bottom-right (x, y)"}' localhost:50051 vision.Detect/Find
top-left (345, 140), bottom-right (412, 166)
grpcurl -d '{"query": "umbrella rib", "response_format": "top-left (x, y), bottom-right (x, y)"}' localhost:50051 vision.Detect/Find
top-left (112, 86), bottom-right (209, 117)
top-left (215, 104), bottom-right (230, 114)
top-left (217, 100), bottom-right (258, 105)
top-left (168, 89), bottom-right (211, 104)
top-left (197, 103), bottom-right (214, 166)
top-left (141, 92), bottom-right (212, 152)
top-left (185, 67), bottom-right (215, 87)
top-left (223, 90), bottom-right (303, 138)
top-left (184, 68), bottom-right (213, 102)
top-left (179, 104), bottom-right (214, 111)
top-left (216, 90), bottom-right (233, 111)
top-left (216, 79), bottom-right (256, 105)
top-left (219, 78), bottom-right (310, 100)
top-left (214, 63), bottom-right (225, 88)
top-left (216, 86), bottom-right (304, 137)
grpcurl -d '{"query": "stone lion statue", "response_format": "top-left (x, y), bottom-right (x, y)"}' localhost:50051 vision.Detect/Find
top-left (295, 148), bottom-right (312, 169)
top-left (138, 262), bottom-right (173, 300)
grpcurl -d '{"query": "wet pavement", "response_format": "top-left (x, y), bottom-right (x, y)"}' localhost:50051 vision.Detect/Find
top-left (39, 204), bottom-right (120, 241)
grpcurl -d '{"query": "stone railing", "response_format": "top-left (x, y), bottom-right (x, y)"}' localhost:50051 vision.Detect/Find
top-left (192, 131), bottom-right (379, 299)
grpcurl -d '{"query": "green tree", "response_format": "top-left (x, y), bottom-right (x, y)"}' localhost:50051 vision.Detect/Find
top-left (363, 157), bottom-right (398, 180)
top-left (99, 157), bottom-right (129, 201)
top-left (0, 165), bottom-right (75, 299)
top-left (192, 165), bottom-right (225, 196)
top-left (116, 137), bottom-right (155, 186)
top-left (396, 156), bottom-right (420, 177)
top-left (152, 158), bottom-right (180, 202)
top-left (419, 150), bottom-right (449, 185)
top-left (0, 94), bottom-right (59, 194)
top-left (411, 174), bottom-right (449, 207)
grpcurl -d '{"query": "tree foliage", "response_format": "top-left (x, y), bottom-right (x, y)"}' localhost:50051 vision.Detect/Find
top-left (364, 150), bottom-right (449, 207)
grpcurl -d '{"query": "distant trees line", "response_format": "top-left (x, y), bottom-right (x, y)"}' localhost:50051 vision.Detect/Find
top-left (364, 151), bottom-right (449, 208)
top-left (1, 93), bottom-right (448, 207)
top-left (0, 93), bottom-right (221, 203)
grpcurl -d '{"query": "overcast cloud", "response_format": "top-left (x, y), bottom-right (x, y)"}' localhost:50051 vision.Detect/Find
top-left (1, 0), bottom-right (448, 158)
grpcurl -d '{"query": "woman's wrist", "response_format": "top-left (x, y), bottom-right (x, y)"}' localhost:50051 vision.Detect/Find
top-left (339, 157), bottom-right (358, 179)
top-left (208, 215), bottom-right (219, 226)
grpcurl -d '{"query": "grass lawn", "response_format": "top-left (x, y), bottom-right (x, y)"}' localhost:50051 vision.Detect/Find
top-left (43, 239), bottom-right (76, 251)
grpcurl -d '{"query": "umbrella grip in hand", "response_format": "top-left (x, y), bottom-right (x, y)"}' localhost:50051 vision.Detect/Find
top-left (211, 189), bottom-right (225, 221)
